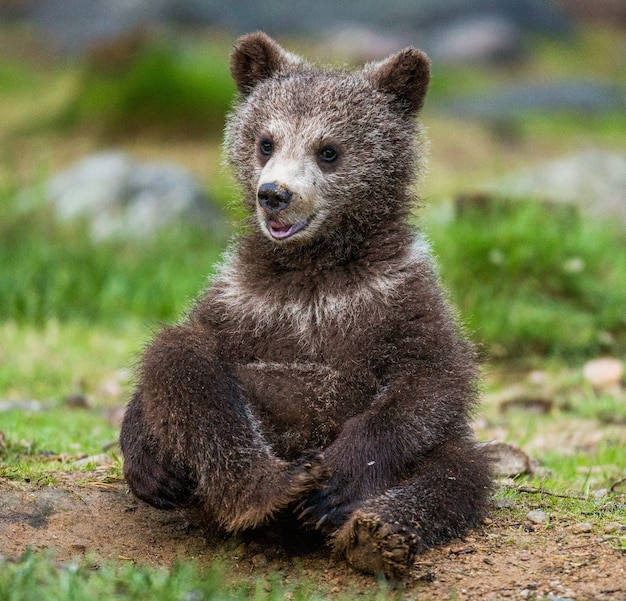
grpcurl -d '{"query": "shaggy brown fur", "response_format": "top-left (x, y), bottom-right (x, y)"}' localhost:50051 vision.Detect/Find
top-left (120, 32), bottom-right (493, 580)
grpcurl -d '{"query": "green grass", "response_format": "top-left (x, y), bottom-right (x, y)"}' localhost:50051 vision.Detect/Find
top-left (55, 39), bottom-right (236, 139)
top-left (0, 320), bottom-right (146, 401)
top-left (0, 189), bottom-right (225, 326)
top-left (0, 551), bottom-right (340, 601)
top-left (426, 198), bottom-right (626, 359)
top-left (1, 408), bottom-right (118, 460)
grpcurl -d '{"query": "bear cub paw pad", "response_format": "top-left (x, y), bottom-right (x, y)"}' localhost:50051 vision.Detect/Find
top-left (343, 513), bottom-right (419, 580)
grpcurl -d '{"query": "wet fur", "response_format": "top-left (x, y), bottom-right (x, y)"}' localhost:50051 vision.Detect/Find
top-left (120, 32), bottom-right (492, 579)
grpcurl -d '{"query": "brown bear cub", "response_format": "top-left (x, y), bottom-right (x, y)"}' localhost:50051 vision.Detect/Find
top-left (120, 32), bottom-right (492, 580)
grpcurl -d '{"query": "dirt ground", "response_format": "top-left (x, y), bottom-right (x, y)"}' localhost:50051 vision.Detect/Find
top-left (1, 471), bottom-right (624, 601)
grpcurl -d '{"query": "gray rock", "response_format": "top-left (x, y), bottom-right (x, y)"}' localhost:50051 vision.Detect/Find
top-left (480, 441), bottom-right (533, 477)
top-left (32, 0), bottom-right (168, 55)
top-left (0, 400), bottom-right (43, 412)
top-left (46, 151), bottom-right (224, 240)
top-left (487, 150), bottom-right (626, 227)
top-left (28, 0), bottom-right (571, 64)
top-left (422, 14), bottom-right (523, 65)
top-left (527, 509), bottom-right (549, 524)
top-left (439, 81), bottom-right (626, 118)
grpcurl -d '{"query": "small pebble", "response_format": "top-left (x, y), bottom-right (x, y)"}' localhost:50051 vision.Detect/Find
top-left (582, 357), bottom-right (624, 389)
top-left (74, 454), bottom-right (114, 468)
top-left (527, 510), bottom-right (549, 525)
top-left (66, 394), bottom-right (90, 408)
top-left (570, 522), bottom-right (593, 534)
top-left (494, 497), bottom-right (515, 509)
top-left (602, 522), bottom-right (621, 534)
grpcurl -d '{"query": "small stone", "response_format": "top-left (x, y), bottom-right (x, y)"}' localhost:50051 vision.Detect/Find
top-left (483, 441), bottom-right (532, 477)
top-left (494, 497), bottom-right (515, 509)
top-left (98, 377), bottom-right (123, 400)
top-left (0, 400), bottom-right (43, 412)
top-left (528, 370), bottom-right (548, 385)
top-left (74, 453), bottom-right (115, 468)
top-left (66, 394), bottom-right (90, 408)
top-left (233, 543), bottom-right (247, 557)
top-left (582, 357), bottom-right (624, 389)
top-left (527, 510), bottom-right (549, 525)
top-left (602, 522), bottom-right (621, 534)
top-left (570, 522), bottom-right (593, 534)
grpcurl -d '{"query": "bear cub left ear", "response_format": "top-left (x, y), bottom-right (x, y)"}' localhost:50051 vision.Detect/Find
top-left (231, 31), bottom-right (302, 96)
top-left (364, 48), bottom-right (431, 115)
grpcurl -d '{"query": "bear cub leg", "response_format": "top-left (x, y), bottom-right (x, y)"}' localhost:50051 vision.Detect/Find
top-left (121, 325), bottom-right (328, 533)
top-left (333, 439), bottom-right (492, 579)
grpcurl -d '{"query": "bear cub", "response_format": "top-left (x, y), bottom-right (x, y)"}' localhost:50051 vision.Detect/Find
top-left (120, 32), bottom-right (492, 580)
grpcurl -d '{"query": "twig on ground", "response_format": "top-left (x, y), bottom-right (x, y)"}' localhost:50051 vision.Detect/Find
top-left (515, 486), bottom-right (587, 500)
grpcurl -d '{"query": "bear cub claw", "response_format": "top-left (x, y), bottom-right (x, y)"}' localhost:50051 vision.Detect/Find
top-left (285, 451), bottom-right (329, 494)
top-left (337, 512), bottom-right (420, 581)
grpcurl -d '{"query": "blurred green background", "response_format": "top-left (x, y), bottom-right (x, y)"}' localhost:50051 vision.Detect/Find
top-left (1, 2), bottom-right (625, 363)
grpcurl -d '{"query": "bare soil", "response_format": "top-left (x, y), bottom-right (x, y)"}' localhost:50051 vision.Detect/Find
top-left (1, 471), bottom-right (624, 601)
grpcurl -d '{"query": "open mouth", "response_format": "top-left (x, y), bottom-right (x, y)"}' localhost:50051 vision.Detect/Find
top-left (266, 219), bottom-right (309, 240)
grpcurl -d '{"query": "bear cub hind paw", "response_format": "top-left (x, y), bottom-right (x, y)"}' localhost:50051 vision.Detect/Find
top-left (336, 512), bottom-right (420, 581)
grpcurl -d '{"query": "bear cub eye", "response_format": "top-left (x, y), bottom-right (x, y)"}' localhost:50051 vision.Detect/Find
top-left (319, 146), bottom-right (338, 161)
top-left (317, 144), bottom-right (341, 168)
top-left (259, 137), bottom-right (273, 157)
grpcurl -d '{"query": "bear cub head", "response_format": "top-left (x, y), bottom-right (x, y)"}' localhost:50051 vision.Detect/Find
top-left (225, 32), bottom-right (430, 249)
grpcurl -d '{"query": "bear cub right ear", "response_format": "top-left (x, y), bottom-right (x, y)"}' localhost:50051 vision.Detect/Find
top-left (364, 47), bottom-right (431, 115)
top-left (231, 32), bottom-right (302, 96)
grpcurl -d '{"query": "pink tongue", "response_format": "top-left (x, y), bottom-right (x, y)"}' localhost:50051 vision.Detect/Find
top-left (268, 220), bottom-right (295, 239)
top-left (269, 221), bottom-right (291, 233)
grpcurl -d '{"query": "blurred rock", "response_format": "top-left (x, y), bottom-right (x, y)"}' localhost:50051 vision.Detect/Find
top-left (421, 14), bottom-right (523, 65)
top-left (570, 521), bottom-right (593, 533)
top-left (527, 509), bottom-right (549, 524)
top-left (65, 393), bottom-right (90, 409)
top-left (482, 441), bottom-right (532, 476)
top-left (488, 150), bottom-right (626, 228)
top-left (104, 405), bottom-right (126, 428)
top-left (46, 151), bottom-right (224, 240)
top-left (582, 357), bottom-right (624, 390)
top-left (74, 453), bottom-right (115, 468)
top-left (25, 0), bottom-right (570, 64)
top-left (556, 0), bottom-right (626, 26)
top-left (440, 82), bottom-right (626, 118)
top-left (320, 15), bottom-right (524, 65)
top-left (0, 399), bottom-right (42, 412)
top-left (31, 0), bottom-right (167, 55)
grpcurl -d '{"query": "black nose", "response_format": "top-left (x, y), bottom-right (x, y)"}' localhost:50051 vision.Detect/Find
top-left (257, 183), bottom-right (293, 211)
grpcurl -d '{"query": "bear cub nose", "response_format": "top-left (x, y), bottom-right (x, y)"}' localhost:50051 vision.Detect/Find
top-left (257, 183), bottom-right (293, 212)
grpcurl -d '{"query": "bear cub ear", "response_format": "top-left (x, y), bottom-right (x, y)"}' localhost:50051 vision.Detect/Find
top-left (364, 48), bottom-right (431, 115)
top-left (231, 32), bottom-right (302, 96)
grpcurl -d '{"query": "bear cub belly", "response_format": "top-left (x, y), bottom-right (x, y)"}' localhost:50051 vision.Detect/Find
top-left (120, 31), bottom-right (493, 580)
